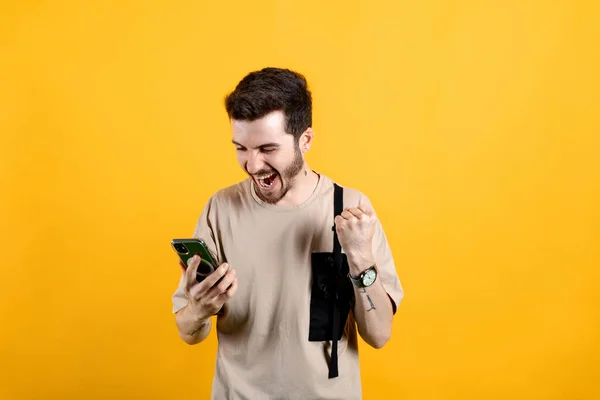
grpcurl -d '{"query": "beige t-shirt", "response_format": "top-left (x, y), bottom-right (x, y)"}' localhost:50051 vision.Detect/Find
top-left (172, 173), bottom-right (404, 400)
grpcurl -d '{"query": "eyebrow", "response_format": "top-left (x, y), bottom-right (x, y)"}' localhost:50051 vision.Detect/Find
top-left (232, 140), bottom-right (280, 150)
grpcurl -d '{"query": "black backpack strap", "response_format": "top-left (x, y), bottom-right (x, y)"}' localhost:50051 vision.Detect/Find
top-left (329, 183), bottom-right (344, 378)
top-left (333, 183), bottom-right (343, 269)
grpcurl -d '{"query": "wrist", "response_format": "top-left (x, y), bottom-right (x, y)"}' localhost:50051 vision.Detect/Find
top-left (347, 253), bottom-right (375, 277)
top-left (187, 303), bottom-right (210, 325)
top-left (195, 313), bottom-right (210, 326)
top-left (189, 312), bottom-right (210, 336)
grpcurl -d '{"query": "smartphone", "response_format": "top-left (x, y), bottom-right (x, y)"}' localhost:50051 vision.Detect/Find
top-left (171, 238), bottom-right (219, 282)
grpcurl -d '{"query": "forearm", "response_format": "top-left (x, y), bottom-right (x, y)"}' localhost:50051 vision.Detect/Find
top-left (175, 304), bottom-right (212, 345)
top-left (348, 257), bottom-right (393, 348)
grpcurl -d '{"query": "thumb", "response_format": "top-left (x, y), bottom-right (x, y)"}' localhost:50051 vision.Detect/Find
top-left (334, 215), bottom-right (344, 233)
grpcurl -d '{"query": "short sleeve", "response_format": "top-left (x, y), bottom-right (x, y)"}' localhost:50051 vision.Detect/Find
top-left (171, 196), bottom-right (219, 314)
top-left (360, 195), bottom-right (404, 315)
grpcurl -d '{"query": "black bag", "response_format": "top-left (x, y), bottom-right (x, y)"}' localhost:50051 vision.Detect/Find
top-left (308, 183), bottom-right (355, 378)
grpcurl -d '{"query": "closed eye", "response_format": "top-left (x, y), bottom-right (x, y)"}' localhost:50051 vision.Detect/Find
top-left (232, 141), bottom-right (279, 153)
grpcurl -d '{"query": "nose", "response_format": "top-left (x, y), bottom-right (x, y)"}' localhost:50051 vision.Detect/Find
top-left (245, 151), bottom-right (264, 175)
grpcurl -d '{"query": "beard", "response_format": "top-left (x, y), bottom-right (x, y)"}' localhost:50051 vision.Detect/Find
top-left (251, 146), bottom-right (304, 205)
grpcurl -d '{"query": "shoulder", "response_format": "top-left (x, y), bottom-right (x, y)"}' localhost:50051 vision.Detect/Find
top-left (203, 178), bottom-right (252, 212)
top-left (326, 176), bottom-right (372, 209)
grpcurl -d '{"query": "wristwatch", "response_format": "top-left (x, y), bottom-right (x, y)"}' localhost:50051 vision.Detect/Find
top-left (348, 265), bottom-right (378, 288)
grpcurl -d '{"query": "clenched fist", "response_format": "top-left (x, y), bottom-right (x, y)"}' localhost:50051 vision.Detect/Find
top-left (334, 204), bottom-right (377, 273)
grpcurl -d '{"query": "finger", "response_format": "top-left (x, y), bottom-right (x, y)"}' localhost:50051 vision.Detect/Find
top-left (225, 277), bottom-right (238, 298)
top-left (334, 215), bottom-right (346, 231)
top-left (346, 207), bottom-right (365, 219)
top-left (189, 263), bottom-right (229, 300)
top-left (206, 269), bottom-right (237, 300)
top-left (340, 210), bottom-right (355, 220)
top-left (204, 262), bottom-right (230, 290)
top-left (358, 203), bottom-right (375, 217)
top-left (214, 277), bottom-right (238, 305)
top-left (185, 255), bottom-right (201, 290)
top-left (334, 215), bottom-right (344, 225)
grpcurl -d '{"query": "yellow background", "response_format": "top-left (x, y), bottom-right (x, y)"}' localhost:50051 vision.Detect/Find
top-left (1, 1), bottom-right (599, 399)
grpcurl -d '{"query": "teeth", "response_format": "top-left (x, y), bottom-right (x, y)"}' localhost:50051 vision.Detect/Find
top-left (256, 173), bottom-right (275, 180)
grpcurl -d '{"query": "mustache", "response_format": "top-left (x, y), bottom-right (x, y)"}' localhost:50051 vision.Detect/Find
top-left (248, 168), bottom-right (277, 176)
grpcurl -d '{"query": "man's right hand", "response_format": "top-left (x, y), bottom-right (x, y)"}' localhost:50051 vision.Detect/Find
top-left (181, 255), bottom-right (238, 321)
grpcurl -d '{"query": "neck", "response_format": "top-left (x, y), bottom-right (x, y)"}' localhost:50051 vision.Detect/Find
top-left (277, 163), bottom-right (319, 206)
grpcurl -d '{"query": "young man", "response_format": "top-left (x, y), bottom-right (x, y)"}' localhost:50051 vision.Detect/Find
top-left (171, 67), bottom-right (404, 399)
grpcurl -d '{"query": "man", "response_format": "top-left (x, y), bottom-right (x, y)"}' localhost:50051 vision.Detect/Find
top-left (171, 67), bottom-right (404, 400)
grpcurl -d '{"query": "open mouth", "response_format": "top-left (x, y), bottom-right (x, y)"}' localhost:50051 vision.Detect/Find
top-left (255, 172), bottom-right (278, 190)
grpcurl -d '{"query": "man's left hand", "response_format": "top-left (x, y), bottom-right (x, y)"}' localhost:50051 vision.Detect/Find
top-left (334, 204), bottom-right (377, 274)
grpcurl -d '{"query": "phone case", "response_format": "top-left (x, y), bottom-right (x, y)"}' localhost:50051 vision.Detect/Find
top-left (171, 238), bottom-right (218, 281)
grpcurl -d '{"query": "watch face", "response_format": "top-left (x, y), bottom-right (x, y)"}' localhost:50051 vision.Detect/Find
top-left (362, 268), bottom-right (377, 287)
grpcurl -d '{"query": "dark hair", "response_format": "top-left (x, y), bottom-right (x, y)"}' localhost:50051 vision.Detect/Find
top-left (224, 67), bottom-right (312, 140)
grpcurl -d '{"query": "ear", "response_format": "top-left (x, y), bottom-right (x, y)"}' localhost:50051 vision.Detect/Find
top-left (299, 128), bottom-right (315, 153)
